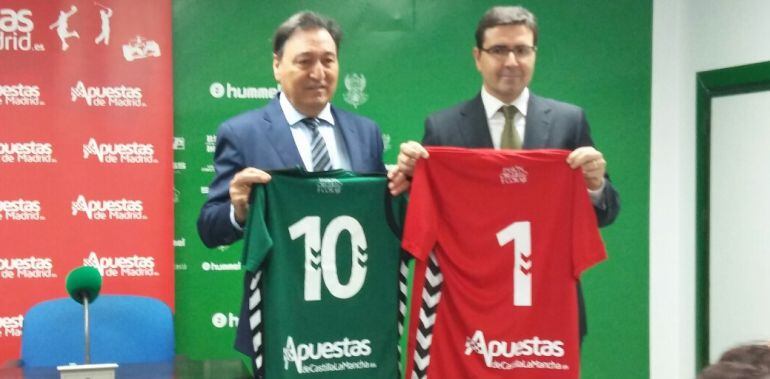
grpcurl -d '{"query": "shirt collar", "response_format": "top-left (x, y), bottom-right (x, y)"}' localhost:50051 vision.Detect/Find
top-left (480, 86), bottom-right (530, 119)
top-left (279, 92), bottom-right (335, 126)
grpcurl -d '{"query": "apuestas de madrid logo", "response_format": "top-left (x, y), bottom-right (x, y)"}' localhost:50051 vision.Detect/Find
top-left (0, 199), bottom-right (44, 221)
top-left (464, 330), bottom-right (565, 368)
top-left (71, 195), bottom-right (146, 221)
top-left (0, 256), bottom-right (54, 280)
top-left (0, 8), bottom-right (44, 52)
top-left (83, 251), bottom-right (157, 277)
top-left (283, 336), bottom-right (372, 373)
top-left (0, 84), bottom-right (43, 106)
top-left (0, 141), bottom-right (55, 163)
top-left (70, 81), bottom-right (145, 107)
top-left (82, 138), bottom-right (157, 164)
top-left (0, 315), bottom-right (24, 337)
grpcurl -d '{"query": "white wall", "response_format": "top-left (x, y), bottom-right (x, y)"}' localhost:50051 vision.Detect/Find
top-left (651, 1), bottom-right (770, 378)
top-left (709, 92), bottom-right (770, 360)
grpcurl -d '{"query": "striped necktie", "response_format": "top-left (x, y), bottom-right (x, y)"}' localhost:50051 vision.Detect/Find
top-left (500, 105), bottom-right (522, 150)
top-left (301, 118), bottom-right (333, 171)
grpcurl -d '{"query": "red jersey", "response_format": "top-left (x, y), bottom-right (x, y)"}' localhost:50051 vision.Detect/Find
top-left (402, 147), bottom-right (607, 379)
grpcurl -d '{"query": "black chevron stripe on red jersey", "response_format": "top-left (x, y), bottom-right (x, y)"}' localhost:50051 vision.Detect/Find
top-left (412, 251), bottom-right (442, 379)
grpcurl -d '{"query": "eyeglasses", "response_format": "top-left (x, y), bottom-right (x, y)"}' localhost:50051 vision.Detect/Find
top-left (480, 45), bottom-right (537, 60)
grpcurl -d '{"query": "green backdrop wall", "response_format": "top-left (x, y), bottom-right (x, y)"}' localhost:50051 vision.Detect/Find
top-left (172, 1), bottom-right (651, 378)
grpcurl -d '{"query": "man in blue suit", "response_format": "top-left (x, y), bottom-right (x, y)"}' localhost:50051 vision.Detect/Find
top-left (198, 11), bottom-right (385, 248)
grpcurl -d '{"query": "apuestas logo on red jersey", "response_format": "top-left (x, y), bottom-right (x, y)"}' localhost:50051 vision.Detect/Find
top-left (0, 8), bottom-right (44, 52)
top-left (0, 315), bottom-right (23, 338)
top-left (464, 330), bottom-right (569, 371)
top-left (82, 138), bottom-right (157, 164)
top-left (0, 83), bottom-right (44, 106)
top-left (0, 256), bottom-right (55, 280)
top-left (0, 199), bottom-right (45, 221)
top-left (70, 195), bottom-right (147, 221)
top-left (70, 81), bottom-right (145, 108)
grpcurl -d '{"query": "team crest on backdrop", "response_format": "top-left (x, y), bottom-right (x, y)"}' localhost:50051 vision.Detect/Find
top-left (343, 73), bottom-right (368, 108)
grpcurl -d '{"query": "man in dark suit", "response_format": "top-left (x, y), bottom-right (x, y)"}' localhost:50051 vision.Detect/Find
top-left (388, 5), bottom-right (620, 340)
top-left (389, 5), bottom-right (619, 226)
top-left (198, 12), bottom-right (385, 248)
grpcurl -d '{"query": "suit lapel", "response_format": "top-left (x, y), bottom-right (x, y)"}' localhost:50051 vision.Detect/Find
top-left (460, 95), bottom-right (494, 148)
top-left (333, 106), bottom-right (364, 171)
top-left (263, 98), bottom-right (303, 167)
top-left (523, 94), bottom-right (553, 149)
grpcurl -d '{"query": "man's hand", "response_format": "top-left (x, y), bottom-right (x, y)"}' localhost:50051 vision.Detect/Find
top-left (566, 146), bottom-right (606, 191)
top-left (230, 167), bottom-right (272, 224)
top-left (388, 141), bottom-right (429, 195)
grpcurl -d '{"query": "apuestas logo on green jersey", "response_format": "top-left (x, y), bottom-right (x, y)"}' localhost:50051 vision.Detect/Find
top-left (282, 336), bottom-right (372, 373)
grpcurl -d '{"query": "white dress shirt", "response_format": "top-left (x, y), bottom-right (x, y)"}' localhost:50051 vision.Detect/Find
top-left (480, 86), bottom-right (529, 149)
top-left (280, 93), bottom-right (351, 171)
top-left (230, 94), bottom-right (352, 229)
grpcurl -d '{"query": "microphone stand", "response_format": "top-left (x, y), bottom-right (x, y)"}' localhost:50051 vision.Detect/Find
top-left (58, 267), bottom-right (118, 379)
top-left (83, 295), bottom-right (91, 364)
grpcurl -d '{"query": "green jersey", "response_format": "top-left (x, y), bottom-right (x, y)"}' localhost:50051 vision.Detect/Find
top-left (237, 170), bottom-right (406, 378)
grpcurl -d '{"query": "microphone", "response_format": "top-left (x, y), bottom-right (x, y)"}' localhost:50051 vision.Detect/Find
top-left (64, 266), bottom-right (103, 366)
top-left (65, 266), bottom-right (102, 304)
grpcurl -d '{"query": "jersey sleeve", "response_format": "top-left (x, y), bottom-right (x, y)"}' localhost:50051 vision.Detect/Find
top-left (241, 185), bottom-right (273, 273)
top-left (401, 159), bottom-right (438, 261)
top-left (571, 170), bottom-right (608, 278)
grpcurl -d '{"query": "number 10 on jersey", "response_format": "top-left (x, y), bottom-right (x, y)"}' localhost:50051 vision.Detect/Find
top-left (289, 216), bottom-right (368, 302)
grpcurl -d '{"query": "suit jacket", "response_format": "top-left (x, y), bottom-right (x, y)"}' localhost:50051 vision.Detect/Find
top-left (423, 92), bottom-right (620, 227)
top-left (197, 97), bottom-right (386, 248)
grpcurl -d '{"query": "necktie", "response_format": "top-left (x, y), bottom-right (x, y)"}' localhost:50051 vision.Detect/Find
top-left (500, 105), bottom-right (522, 150)
top-left (302, 118), bottom-right (333, 171)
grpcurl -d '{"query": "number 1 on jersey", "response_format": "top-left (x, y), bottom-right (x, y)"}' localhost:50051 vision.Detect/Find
top-left (288, 216), bottom-right (368, 302)
top-left (496, 221), bottom-right (532, 306)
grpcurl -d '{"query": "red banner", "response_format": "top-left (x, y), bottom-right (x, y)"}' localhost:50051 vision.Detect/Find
top-left (0, 0), bottom-right (173, 363)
